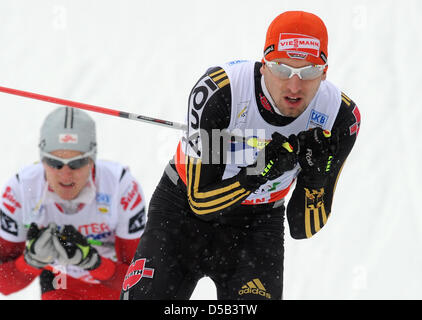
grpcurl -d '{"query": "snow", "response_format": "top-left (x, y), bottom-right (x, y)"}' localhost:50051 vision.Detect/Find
top-left (1, 0), bottom-right (421, 300)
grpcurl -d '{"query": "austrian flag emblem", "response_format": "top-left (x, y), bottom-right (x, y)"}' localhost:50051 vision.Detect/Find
top-left (59, 133), bottom-right (78, 144)
top-left (122, 258), bottom-right (155, 291)
top-left (278, 33), bottom-right (321, 58)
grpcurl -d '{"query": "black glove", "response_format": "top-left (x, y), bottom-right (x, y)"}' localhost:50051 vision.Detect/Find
top-left (290, 127), bottom-right (339, 187)
top-left (52, 225), bottom-right (101, 270)
top-left (24, 223), bottom-right (58, 269)
top-left (239, 132), bottom-right (297, 190)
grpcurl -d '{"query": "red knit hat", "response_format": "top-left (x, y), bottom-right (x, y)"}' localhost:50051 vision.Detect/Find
top-left (263, 11), bottom-right (328, 65)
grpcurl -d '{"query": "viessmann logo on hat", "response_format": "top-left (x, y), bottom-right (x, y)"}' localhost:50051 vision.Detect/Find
top-left (278, 33), bottom-right (321, 58)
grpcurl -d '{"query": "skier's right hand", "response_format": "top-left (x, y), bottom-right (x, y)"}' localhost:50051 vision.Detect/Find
top-left (239, 132), bottom-right (297, 190)
top-left (24, 223), bottom-right (58, 269)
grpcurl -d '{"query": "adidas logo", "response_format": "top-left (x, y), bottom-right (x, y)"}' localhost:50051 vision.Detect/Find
top-left (238, 278), bottom-right (271, 299)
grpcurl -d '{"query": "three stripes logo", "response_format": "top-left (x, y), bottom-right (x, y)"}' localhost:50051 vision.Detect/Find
top-left (341, 92), bottom-right (352, 107)
top-left (238, 278), bottom-right (271, 299)
top-left (209, 68), bottom-right (230, 89)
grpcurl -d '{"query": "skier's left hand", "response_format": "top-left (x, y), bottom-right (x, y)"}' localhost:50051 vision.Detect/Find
top-left (52, 225), bottom-right (101, 270)
top-left (289, 127), bottom-right (339, 187)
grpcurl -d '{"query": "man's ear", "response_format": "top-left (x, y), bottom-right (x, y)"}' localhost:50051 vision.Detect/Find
top-left (260, 64), bottom-right (266, 75)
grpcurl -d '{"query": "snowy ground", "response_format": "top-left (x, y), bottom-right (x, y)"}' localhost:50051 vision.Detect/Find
top-left (0, 0), bottom-right (421, 300)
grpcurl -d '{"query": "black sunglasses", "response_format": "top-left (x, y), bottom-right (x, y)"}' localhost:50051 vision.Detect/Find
top-left (41, 151), bottom-right (93, 170)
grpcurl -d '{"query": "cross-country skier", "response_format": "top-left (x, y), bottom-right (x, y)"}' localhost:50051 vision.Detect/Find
top-left (0, 107), bottom-right (146, 299)
top-left (121, 10), bottom-right (361, 300)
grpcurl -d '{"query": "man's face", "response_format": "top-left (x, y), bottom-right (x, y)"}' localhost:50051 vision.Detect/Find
top-left (260, 58), bottom-right (327, 118)
top-left (42, 149), bottom-right (93, 201)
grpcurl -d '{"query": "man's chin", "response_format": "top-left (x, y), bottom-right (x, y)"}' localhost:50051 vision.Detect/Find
top-left (55, 187), bottom-right (79, 201)
top-left (279, 106), bottom-right (306, 118)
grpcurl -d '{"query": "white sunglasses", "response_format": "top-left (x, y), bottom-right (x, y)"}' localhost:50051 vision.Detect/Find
top-left (41, 150), bottom-right (95, 170)
top-left (264, 58), bottom-right (327, 80)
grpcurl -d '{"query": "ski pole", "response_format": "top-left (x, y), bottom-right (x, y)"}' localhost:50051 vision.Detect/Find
top-left (87, 239), bottom-right (115, 248)
top-left (0, 85), bottom-right (272, 149)
top-left (0, 85), bottom-right (187, 131)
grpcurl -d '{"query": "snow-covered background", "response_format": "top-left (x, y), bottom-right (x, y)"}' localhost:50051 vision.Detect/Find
top-left (0, 0), bottom-right (421, 300)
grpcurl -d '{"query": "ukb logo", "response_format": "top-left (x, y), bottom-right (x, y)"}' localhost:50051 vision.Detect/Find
top-left (308, 109), bottom-right (329, 128)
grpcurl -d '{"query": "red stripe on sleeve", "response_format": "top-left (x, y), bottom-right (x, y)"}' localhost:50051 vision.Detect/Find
top-left (115, 236), bottom-right (139, 265)
top-left (0, 238), bottom-right (39, 295)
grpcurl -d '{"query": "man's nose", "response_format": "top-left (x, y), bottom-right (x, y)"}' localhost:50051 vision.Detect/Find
top-left (58, 165), bottom-right (73, 176)
top-left (285, 75), bottom-right (302, 94)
